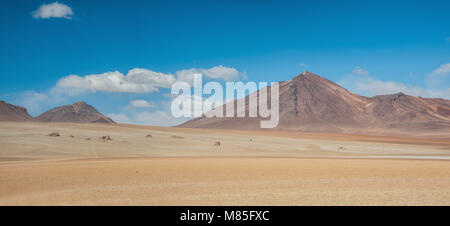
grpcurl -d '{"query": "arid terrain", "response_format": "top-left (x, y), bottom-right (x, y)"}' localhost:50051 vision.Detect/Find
top-left (0, 121), bottom-right (449, 205)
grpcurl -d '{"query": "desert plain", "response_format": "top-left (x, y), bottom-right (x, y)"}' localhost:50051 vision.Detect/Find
top-left (0, 121), bottom-right (449, 205)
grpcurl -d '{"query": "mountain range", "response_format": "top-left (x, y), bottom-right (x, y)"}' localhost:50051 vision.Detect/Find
top-left (2, 71), bottom-right (450, 135)
top-left (180, 71), bottom-right (450, 134)
top-left (0, 101), bottom-right (114, 123)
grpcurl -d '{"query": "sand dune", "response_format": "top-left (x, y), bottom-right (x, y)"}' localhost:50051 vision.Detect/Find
top-left (0, 122), bottom-right (449, 205)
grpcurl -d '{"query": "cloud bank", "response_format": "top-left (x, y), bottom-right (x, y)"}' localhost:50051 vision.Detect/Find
top-left (56, 69), bottom-right (176, 94)
top-left (55, 66), bottom-right (244, 94)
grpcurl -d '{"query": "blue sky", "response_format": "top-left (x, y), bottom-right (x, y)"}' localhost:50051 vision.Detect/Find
top-left (1, 0), bottom-right (449, 125)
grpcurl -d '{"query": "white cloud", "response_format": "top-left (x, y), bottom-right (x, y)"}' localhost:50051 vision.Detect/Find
top-left (299, 62), bottom-right (308, 68)
top-left (203, 65), bottom-right (242, 80)
top-left (352, 66), bottom-right (369, 76)
top-left (426, 63), bottom-right (450, 88)
top-left (32, 2), bottom-right (73, 19)
top-left (56, 69), bottom-right (176, 94)
top-left (130, 100), bottom-right (154, 108)
top-left (176, 65), bottom-right (244, 85)
top-left (55, 66), bottom-right (245, 95)
top-left (13, 91), bottom-right (49, 116)
top-left (429, 63), bottom-right (450, 78)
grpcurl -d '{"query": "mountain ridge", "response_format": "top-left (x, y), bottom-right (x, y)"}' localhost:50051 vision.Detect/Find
top-left (179, 71), bottom-right (450, 134)
top-left (0, 101), bottom-right (114, 124)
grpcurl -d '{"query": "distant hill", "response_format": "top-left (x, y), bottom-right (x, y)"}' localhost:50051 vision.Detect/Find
top-left (35, 102), bottom-right (115, 123)
top-left (179, 71), bottom-right (450, 134)
top-left (0, 100), bottom-right (34, 122)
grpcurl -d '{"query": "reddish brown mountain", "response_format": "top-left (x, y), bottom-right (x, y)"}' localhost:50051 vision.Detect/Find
top-left (179, 71), bottom-right (450, 134)
top-left (36, 102), bottom-right (115, 123)
top-left (0, 100), bottom-right (34, 122)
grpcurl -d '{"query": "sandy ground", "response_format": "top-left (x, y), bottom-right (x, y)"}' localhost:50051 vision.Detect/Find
top-left (0, 122), bottom-right (449, 205)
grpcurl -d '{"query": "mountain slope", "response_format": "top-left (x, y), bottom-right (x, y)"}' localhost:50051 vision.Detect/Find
top-left (0, 100), bottom-right (34, 122)
top-left (179, 71), bottom-right (450, 133)
top-left (365, 92), bottom-right (450, 130)
top-left (36, 102), bottom-right (115, 123)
